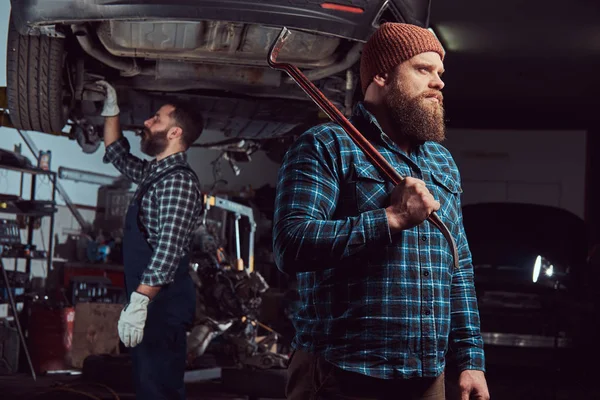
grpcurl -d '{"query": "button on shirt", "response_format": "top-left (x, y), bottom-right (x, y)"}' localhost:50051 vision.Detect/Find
top-left (103, 137), bottom-right (203, 286)
top-left (272, 103), bottom-right (485, 379)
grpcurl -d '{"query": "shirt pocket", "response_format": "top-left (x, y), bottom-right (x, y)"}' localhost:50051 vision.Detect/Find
top-left (353, 162), bottom-right (389, 213)
top-left (430, 172), bottom-right (462, 272)
top-left (430, 172), bottom-right (462, 223)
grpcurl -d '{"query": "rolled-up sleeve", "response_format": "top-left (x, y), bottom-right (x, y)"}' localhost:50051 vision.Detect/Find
top-left (103, 137), bottom-right (148, 184)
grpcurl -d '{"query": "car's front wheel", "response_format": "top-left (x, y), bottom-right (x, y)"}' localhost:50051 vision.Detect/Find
top-left (6, 15), bottom-right (68, 134)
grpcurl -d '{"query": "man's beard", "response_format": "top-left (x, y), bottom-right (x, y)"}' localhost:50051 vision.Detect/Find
top-left (140, 128), bottom-right (169, 157)
top-left (383, 83), bottom-right (446, 144)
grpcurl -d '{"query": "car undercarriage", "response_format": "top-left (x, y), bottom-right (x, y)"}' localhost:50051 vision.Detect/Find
top-left (6, 0), bottom-right (431, 153)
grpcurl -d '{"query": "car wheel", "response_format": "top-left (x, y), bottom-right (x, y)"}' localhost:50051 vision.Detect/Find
top-left (6, 15), bottom-right (67, 133)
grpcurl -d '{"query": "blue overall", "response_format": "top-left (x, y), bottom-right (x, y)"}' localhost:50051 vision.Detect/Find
top-left (122, 165), bottom-right (197, 399)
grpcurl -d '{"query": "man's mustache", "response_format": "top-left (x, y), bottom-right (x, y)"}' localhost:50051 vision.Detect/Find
top-left (421, 90), bottom-right (444, 104)
top-left (136, 128), bottom-right (151, 137)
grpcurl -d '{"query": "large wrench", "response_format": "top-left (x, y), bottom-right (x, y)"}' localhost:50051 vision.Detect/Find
top-left (267, 27), bottom-right (459, 270)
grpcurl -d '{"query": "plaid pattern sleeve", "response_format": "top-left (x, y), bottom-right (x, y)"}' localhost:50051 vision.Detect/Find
top-left (102, 137), bottom-right (149, 184)
top-left (141, 171), bottom-right (201, 286)
top-left (272, 127), bottom-right (392, 274)
top-left (449, 193), bottom-right (486, 371)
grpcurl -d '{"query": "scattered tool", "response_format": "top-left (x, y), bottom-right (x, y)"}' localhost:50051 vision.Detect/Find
top-left (267, 27), bottom-right (459, 269)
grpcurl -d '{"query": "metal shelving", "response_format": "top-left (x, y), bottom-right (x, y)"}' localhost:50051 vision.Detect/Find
top-left (0, 165), bottom-right (57, 275)
top-left (0, 164), bottom-right (58, 380)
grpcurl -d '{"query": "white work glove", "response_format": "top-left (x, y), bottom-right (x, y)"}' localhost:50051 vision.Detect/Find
top-left (95, 80), bottom-right (120, 117)
top-left (118, 291), bottom-right (149, 347)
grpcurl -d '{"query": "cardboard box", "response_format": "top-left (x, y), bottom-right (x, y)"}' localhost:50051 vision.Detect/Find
top-left (69, 303), bottom-right (123, 368)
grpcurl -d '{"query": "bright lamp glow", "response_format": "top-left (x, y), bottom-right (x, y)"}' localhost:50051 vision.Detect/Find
top-left (532, 255), bottom-right (555, 283)
top-left (532, 255), bottom-right (542, 283)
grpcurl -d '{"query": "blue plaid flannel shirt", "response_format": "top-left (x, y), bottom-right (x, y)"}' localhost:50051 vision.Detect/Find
top-left (104, 137), bottom-right (202, 287)
top-left (273, 102), bottom-right (485, 379)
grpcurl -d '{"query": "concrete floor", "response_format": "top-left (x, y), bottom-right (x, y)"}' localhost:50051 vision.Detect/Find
top-left (1, 365), bottom-right (599, 400)
top-left (0, 373), bottom-right (251, 400)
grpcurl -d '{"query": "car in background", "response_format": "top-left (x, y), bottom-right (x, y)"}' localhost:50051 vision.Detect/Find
top-left (6, 0), bottom-right (432, 154)
top-left (461, 202), bottom-right (593, 375)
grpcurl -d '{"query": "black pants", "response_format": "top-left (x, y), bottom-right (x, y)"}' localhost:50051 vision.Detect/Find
top-left (130, 321), bottom-right (187, 400)
top-left (286, 349), bottom-right (446, 400)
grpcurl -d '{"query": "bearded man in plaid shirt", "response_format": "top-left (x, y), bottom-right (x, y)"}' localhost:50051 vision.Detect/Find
top-left (273, 23), bottom-right (490, 400)
top-left (97, 80), bottom-right (203, 400)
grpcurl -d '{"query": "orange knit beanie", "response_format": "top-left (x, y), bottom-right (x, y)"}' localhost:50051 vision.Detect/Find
top-left (360, 23), bottom-right (445, 94)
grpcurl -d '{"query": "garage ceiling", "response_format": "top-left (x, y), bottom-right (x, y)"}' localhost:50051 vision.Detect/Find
top-left (429, 0), bottom-right (600, 130)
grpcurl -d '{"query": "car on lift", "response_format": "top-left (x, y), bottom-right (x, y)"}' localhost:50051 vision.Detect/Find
top-left (6, 0), bottom-right (432, 154)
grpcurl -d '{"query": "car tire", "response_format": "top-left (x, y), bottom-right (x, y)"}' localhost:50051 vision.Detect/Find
top-left (6, 15), bottom-right (67, 133)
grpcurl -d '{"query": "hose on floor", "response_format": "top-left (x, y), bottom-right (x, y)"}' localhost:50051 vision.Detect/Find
top-left (28, 382), bottom-right (120, 400)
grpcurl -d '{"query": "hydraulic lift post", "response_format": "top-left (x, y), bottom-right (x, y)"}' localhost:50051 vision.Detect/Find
top-left (202, 195), bottom-right (256, 273)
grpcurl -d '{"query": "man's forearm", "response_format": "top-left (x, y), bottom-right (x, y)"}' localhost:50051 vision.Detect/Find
top-left (135, 283), bottom-right (161, 300)
top-left (104, 116), bottom-right (123, 147)
top-left (449, 256), bottom-right (485, 370)
top-left (102, 119), bottom-right (148, 183)
top-left (273, 209), bottom-right (392, 274)
top-left (449, 214), bottom-right (486, 370)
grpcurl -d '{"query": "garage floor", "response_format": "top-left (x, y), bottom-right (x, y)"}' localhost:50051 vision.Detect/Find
top-left (0, 373), bottom-right (249, 400)
top-left (1, 364), bottom-right (599, 400)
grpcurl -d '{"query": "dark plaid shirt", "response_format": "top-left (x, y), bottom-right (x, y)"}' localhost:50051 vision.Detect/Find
top-left (104, 137), bottom-right (202, 286)
top-left (273, 103), bottom-right (485, 379)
